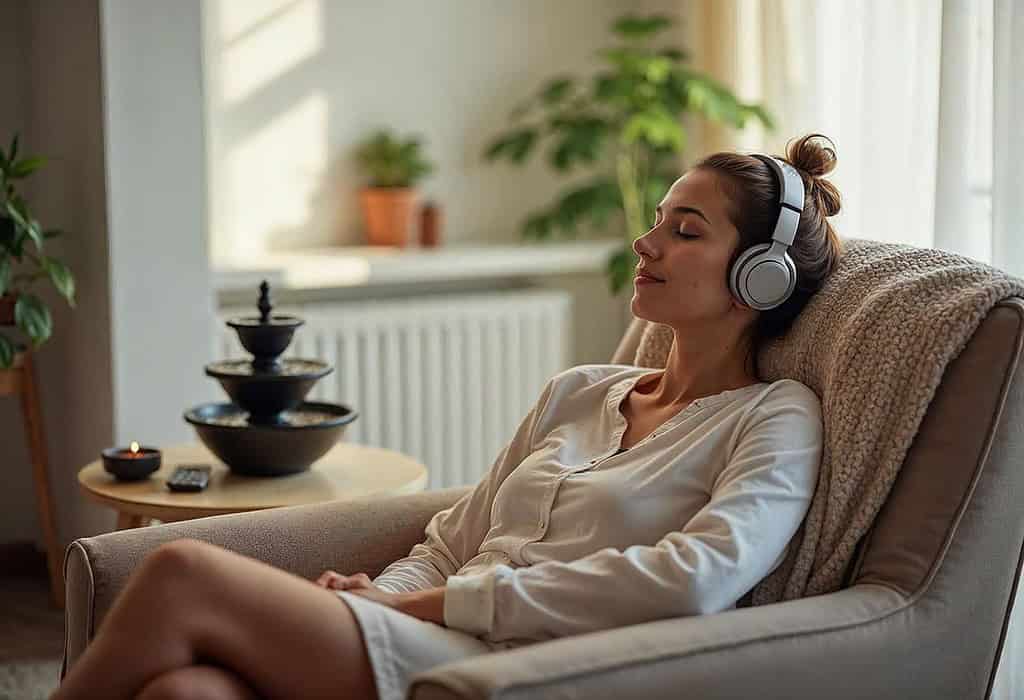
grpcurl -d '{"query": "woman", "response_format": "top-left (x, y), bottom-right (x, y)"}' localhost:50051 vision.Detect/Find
top-left (53, 134), bottom-right (843, 700)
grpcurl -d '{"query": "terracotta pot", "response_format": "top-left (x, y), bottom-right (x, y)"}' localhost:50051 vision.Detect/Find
top-left (0, 293), bottom-right (15, 326)
top-left (359, 187), bottom-right (420, 247)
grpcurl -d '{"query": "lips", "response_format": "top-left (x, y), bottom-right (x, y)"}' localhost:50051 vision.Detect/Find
top-left (635, 268), bottom-right (664, 282)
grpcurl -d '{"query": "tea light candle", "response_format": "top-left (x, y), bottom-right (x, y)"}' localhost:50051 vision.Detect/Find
top-left (101, 441), bottom-right (162, 480)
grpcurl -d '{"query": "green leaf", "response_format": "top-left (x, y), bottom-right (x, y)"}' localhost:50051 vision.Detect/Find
top-left (9, 156), bottom-right (46, 179)
top-left (8, 133), bottom-right (18, 165)
top-left (5, 199), bottom-right (28, 231)
top-left (24, 218), bottom-right (43, 251)
top-left (0, 332), bottom-right (13, 369)
top-left (15, 293), bottom-right (52, 347)
top-left (42, 256), bottom-right (75, 306)
top-left (523, 212), bottom-right (554, 240)
top-left (483, 128), bottom-right (538, 164)
top-left (355, 129), bottom-right (434, 187)
top-left (593, 72), bottom-right (639, 104)
top-left (546, 116), bottom-right (610, 172)
top-left (539, 77), bottom-right (574, 106)
top-left (658, 48), bottom-right (688, 62)
top-left (621, 107), bottom-right (685, 150)
top-left (599, 47), bottom-right (650, 75)
top-left (612, 14), bottom-right (672, 39)
top-left (0, 256), bottom-right (9, 297)
top-left (0, 216), bottom-right (14, 249)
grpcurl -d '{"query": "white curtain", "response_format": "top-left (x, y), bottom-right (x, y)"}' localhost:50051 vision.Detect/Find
top-left (686, 0), bottom-right (1023, 694)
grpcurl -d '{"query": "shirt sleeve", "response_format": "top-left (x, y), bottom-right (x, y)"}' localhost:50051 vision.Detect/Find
top-left (371, 375), bottom-right (559, 594)
top-left (442, 385), bottom-right (823, 642)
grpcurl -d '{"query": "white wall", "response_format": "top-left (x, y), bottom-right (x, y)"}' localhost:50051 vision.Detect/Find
top-left (203, 0), bottom-right (680, 262)
top-left (100, 0), bottom-right (218, 447)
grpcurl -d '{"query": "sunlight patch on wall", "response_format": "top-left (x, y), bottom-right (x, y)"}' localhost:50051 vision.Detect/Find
top-left (218, 0), bottom-right (323, 104)
top-left (225, 92), bottom-right (328, 260)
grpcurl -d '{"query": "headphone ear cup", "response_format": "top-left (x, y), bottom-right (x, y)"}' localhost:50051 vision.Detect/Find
top-left (729, 244), bottom-right (797, 310)
top-left (729, 243), bottom-right (769, 307)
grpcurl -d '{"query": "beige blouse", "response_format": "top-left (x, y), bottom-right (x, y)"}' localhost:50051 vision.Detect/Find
top-left (371, 364), bottom-right (823, 645)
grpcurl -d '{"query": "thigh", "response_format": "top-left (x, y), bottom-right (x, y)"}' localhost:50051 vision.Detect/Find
top-left (146, 538), bottom-right (377, 700)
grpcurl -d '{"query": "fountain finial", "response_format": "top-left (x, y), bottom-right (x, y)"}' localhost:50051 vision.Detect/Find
top-left (258, 280), bottom-right (272, 323)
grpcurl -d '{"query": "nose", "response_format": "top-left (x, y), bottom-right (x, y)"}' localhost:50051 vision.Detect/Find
top-left (633, 229), bottom-right (658, 259)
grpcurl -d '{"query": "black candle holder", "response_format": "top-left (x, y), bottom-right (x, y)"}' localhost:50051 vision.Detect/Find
top-left (101, 445), bottom-right (162, 481)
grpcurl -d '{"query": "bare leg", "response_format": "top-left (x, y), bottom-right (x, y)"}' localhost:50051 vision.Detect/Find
top-left (53, 539), bottom-right (378, 700)
top-left (135, 664), bottom-right (261, 700)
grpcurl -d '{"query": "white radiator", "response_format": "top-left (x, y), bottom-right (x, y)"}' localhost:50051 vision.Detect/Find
top-left (215, 289), bottom-right (572, 490)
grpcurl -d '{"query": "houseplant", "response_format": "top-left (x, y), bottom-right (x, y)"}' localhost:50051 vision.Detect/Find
top-left (0, 134), bottom-right (76, 369)
top-left (483, 13), bottom-right (774, 294)
top-left (355, 128), bottom-right (435, 247)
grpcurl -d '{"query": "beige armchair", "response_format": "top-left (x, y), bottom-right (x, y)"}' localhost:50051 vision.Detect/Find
top-left (61, 298), bottom-right (1024, 699)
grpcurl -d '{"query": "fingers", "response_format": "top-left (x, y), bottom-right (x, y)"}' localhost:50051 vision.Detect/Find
top-left (314, 570), bottom-right (373, 590)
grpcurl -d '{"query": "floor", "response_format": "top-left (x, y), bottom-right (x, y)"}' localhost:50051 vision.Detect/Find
top-left (0, 543), bottom-right (64, 699)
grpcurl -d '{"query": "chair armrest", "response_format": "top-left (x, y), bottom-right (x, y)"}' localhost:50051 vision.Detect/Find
top-left (409, 583), bottom-right (911, 700)
top-left (62, 486), bottom-right (470, 678)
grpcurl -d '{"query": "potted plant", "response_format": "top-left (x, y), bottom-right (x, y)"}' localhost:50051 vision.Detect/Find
top-left (483, 13), bottom-right (774, 294)
top-left (0, 133), bottom-right (76, 369)
top-left (355, 128), bottom-right (435, 247)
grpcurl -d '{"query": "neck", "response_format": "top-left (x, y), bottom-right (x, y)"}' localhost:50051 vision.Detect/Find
top-left (643, 327), bottom-right (757, 409)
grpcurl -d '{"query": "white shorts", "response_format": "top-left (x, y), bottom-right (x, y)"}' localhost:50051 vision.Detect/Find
top-left (335, 590), bottom-right (528, 700)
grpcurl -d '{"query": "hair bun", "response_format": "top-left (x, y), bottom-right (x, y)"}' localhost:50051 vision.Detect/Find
top-left (784, 133), bottom-right (841, 218)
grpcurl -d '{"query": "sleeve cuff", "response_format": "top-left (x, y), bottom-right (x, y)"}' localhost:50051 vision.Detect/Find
top-left (443, 568), bottom-right (500, 636)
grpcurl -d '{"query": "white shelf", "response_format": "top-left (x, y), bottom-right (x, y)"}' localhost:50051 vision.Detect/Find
top-left (213, 239), bottom-right (623, 292)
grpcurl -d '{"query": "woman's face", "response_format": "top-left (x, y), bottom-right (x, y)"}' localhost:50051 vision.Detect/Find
top-left (630, 168), bottom-right (748, 326)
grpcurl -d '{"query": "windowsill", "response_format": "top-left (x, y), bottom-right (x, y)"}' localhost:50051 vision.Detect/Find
top-left (213, 238), bottom-right (623, 293)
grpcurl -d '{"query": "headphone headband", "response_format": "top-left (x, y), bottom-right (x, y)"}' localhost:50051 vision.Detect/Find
top-left (751, 155), bottom-right (804, 247)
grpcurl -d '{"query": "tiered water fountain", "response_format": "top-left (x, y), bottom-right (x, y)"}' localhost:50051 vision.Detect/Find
top-left (184, 281), bottom-right (358, 476)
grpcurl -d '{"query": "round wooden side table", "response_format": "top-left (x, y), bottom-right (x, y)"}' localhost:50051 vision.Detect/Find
top-left (78, 442), bottom-right (428, 529)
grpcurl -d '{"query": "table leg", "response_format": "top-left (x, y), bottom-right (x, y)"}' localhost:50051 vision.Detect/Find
top-left (115, 512), bottom-right (148, 530)
top-left (19, 351), bottom-right (64, 610)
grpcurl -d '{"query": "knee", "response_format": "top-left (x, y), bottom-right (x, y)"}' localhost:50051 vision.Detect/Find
top-left (136, 669), bottom-right (196, 700)
top-left (137, 665), bottom-right (258, 700)
top-left (138, 539), bottom-right (215, 586)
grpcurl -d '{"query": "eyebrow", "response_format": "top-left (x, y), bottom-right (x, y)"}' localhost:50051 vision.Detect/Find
top-left (657, 204), bottom-right (712, 227)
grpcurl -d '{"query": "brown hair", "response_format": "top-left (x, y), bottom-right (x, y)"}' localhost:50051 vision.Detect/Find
top-left (694, 133), bottom-right (845, 378)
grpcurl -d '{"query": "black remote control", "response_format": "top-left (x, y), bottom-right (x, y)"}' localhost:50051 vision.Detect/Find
top-left (166, 464), bottom-right (212, 492)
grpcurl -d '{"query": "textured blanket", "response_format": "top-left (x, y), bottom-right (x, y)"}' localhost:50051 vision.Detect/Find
top-left (633, 237), bottom-right (1024, 605)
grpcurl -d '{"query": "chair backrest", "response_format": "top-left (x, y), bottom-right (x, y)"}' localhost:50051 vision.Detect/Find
top-left (611, 300), bottom-right (1024, 695)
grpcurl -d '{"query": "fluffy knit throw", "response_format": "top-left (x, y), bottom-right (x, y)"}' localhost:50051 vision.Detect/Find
top-left (633, 237), bottom-right (1024, 606)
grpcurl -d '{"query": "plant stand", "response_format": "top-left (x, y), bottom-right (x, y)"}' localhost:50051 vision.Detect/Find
top-left (1, 349), bottom-right (63, 609)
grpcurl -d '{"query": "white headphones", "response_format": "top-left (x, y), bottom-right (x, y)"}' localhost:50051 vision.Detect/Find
top-left (728, 155), bottom-right (804, 310)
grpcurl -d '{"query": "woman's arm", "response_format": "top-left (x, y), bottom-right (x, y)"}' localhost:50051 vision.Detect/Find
top-left (397, 586), bottom-right (447, 625)
top-left (370, 375), bottom-right (560, 594)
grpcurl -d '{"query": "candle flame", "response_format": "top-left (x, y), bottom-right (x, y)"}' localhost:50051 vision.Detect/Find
top-left (130, 441), bottom-right (140, 453)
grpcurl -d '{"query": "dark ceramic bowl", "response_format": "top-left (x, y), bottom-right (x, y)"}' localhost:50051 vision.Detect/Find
top-left (101, 446), bottom-right (162, 481)
top-left (205, 359), bottom-right (332, 421)
top-left (226, 315), bottom-right (304, 369)
top-left (183, 401), bottom-right (358, 477)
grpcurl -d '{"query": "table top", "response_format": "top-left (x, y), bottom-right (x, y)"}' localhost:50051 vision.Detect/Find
top-left (78, 442), bottom-right (428, 521)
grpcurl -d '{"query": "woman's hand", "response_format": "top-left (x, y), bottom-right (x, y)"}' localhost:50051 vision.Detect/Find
top-left (315, 570), bottom-right (405, 610)
top-left (315, 570), bottom-right (376, 592)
